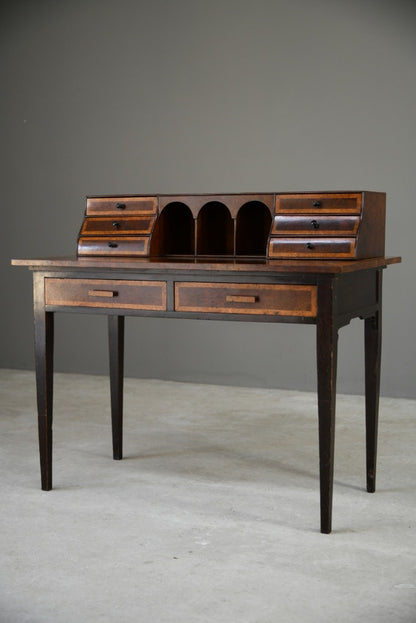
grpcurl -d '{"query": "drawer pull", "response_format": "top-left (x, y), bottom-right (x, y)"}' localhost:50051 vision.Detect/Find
top-left (226, 295), bottom-right (259, 304)
top-left (88, 289), bottom-right (118, 298)
top-left (306, 242), bottom-right (315, 249)
top-left (311, 219), bottom-right (319, 229)
top-left (108, 242), bottom-right (118, 248)
top-left (112, 221), bottom-right (121, 229)
top-left (116, 202), bottom-right (126, 210)
top-left (312, 201), bottom-right (322, 208)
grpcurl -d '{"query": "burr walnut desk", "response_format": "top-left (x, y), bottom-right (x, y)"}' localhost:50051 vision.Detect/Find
top-left (12, 192), bottom-right (401, 533)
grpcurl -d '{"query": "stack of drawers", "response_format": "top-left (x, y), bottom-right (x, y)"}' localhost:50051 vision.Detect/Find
top-left (78, 196), bottom-right (157, 257)
top-left (77, 191), bottom-right (386, 261)
top-left (268, 192), bottom-right (385, 259)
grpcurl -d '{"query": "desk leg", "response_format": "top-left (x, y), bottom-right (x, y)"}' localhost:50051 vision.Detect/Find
top-left (365, 300), bottom-right (382, 493)
top-left (34, 275), bottom-right (54, 490)
top-left (316, 279), bottom-right (338, 534)
top-left (108, 315), bottom-right (124, 460)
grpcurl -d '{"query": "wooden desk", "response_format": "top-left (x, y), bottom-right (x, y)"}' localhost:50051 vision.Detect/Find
top-left (12, 254), bottom-right (400, 533)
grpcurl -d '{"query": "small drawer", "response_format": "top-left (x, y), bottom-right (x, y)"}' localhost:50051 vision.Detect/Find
top-left (86, 196), bottom-right (157, 216)
top-left (271, 215), bottom-right (360, 236)
top-left (269, 237), bottom-right (356, 258)
top-left (276, 193), bottom-right (361, 214)
top-left (78, 237), bottom-right (150, 256)
top-left (45, 278), bottom-right (167, 310)
top-left (174, 282), bottom-right (317, 317)
top-left (80, 216), bottom-right (155, 236)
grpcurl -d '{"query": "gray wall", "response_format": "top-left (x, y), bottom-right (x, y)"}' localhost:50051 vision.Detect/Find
top-left (2, 0), bottom-right (415, 397)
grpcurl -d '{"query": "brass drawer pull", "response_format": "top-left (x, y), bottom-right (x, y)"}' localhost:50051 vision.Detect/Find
top-left (88, 289), bottom-right (118, 298)
top-left (226, 295), bottom-right (259, 304)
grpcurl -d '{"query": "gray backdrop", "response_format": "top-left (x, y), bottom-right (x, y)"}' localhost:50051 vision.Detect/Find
top-left (2, 0), bottom-right (415, 398)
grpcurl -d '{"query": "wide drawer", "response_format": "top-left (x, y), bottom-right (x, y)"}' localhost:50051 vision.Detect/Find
top-left (86, 196), bottom-right (157, 215)
top-left (45, 278), bottom-right (167, 310)
top-left (275, 193), bottom-right (361, 214)
top-left (174, 282), bottom-right (317, 317)
top-left (78, 237), bottom-right (150, 256)
top-left (269, 237), bottom-right (356, 258)
top-left (80, 216), bottom-right (155, 236)
top-left (271, 215), bottom-right (360, 236)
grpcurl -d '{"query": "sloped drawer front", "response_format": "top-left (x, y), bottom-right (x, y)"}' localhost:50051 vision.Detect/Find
top-left (78, 237), bottom-right (149, 256)
top-left (80, 216), bottom-right (155, 235)
top-left (174, 282), bottom-right (317, 317)
top-left (271, 215), bottom-right (360, 235)
top-left (45, 278), bottom-right (167, 310)
top-left (269, 238), bottom-right (356, 258)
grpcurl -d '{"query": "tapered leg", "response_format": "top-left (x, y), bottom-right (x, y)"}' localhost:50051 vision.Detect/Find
top-left (316, 278), bottom-right (338, 534)
top-left (34, 275), bottom-right (54, 490)
top-left (108, 315), bottom-right (124, 460)
top-left (365, 306), bottom-right (382, 493)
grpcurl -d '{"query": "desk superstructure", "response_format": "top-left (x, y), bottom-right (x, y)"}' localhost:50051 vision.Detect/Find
top-left (12, 192), bottom-right (401, 533)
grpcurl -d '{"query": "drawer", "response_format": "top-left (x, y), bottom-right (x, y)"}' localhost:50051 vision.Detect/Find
top-left (269, 237), bottom-right (356, 258)
top-left (80, 216), bottom-right (155, 236)
top-left (275, 193), bottom-right (361, 214)
top-left (271, 215), bottom-right (360, 236)
top-left (174, 282), bottom-right (317, 317)
top-left (45, 278), bottom-right (167, 310)
top-left (86, 196), bottom-right (157, 216)
top-left (78, 237), bottom-right (150, 256)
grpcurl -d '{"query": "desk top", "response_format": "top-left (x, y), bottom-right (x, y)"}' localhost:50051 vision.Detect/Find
top-left (12, 256), bottom-right (401, 274)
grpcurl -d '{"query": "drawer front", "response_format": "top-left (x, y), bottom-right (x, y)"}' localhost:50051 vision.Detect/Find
top-left (276, 193), bottom-right (361, 214)
top-left (175, 282), bottom-right (317, 317)
top-left (271, 215), bottom-right (360, 236)
top-left (80, 216), bottom-right (155, 236)
top-left (86, 196), bottom-right (157, 215)
top-left (45, 278), bottom-right (167, 310)
top-left (269, 237), bottom-right (356, 258)
top-left (78, 237), bottom-right (149, 256)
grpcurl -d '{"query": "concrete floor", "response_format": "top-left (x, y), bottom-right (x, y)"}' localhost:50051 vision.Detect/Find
top-left (0, 369), bottom-right (415, 623)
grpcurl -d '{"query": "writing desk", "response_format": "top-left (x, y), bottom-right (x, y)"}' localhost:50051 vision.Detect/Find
top-left (12, 191), bottom-right (401, 533)
top-left (12, 254), bottom-right (400, 533)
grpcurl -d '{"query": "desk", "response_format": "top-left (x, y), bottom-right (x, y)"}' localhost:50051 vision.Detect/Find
top-left (12, 254), bottom-right (400, 533)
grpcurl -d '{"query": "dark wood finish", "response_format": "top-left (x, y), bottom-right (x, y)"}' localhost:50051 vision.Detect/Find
top-left (269, 237), bottom-right (356, 259)
top-left (158, 193), bottom-right (274, 219)
top-left (78, 236), bottom-right (150, 257)
top-left (174, 282), bottom-right (317, 317)
top-left (276, 193), bottom-right (361, 214)
top-left (316, 276), bottom-right (338, 534)
top-left (365, 270), bottom-right (382, 493)
top-left (269, 191), bottom-right (385, 260)
top-left (86, 196), bottom-right (157, 215)
top-left (108, 315), bottom-right (124, 460)
top-left (45, 277), bottom-right (167, 310)
top-left (33, 272), bottom-right (54, 491)
top-left (150, 202), bottom-right (195, 256)
top-left (272, 215), bottom-right (360, 236)
top-left (80, 216), bottom-right (155, 236)
top-left (12, 190), bottom-right (401, 534)
top-left (13, 255), bottom-right (400, 273)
